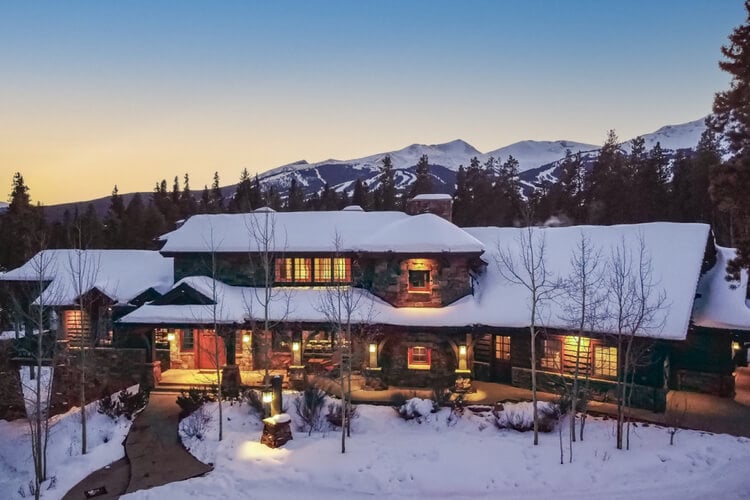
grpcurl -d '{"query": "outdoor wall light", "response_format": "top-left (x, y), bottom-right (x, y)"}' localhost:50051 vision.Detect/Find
top-left (167, 333), bottom-right (176, 342)
top-left (292, 341), bottom-right (300, 352)
top-left (242, 334), bottom-right (251, 343)
top-left (732, 341), bottom-right (741, 351)
top-left (369, 343), bottom-right (377, 353)
top-left (459, 345), bottom-right (467, 356)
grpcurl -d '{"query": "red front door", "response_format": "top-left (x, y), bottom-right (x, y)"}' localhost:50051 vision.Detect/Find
top-left (197, 329), bottom-right (227, 369)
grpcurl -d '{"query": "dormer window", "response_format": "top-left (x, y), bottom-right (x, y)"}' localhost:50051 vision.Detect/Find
top-left (408, 270), bottom-right (430, 292)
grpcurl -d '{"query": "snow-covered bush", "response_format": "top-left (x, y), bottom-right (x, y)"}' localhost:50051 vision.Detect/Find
top-left (181, 405), bottom-right (212, 440)
top-left (294, 385), bottom-right (327, 435)
top-left (176, 387), bottom-right (215, 419)
top-left (396, 398), bottom-right (436, 422)
top-left (326, 401), bottom-right (358, 428)
top-left (494, 401), bottom-right (558, 433)
top-left (96, 387), bottom-right (148, 421)
top-left (242, 388), bottom-right (265, 417)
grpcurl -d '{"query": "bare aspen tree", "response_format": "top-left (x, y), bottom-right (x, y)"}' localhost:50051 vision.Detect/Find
top-left (244, 209), bottom-right (291, 378)
top-left (316, 232), bottom-right (373, 453)
top-left (559, 232), bottom-right (605, 459)
top-left (496, 222), bottom-right (558, 446)
top-left (607, 236), bottom-right (666, 450)
top-left (67, 226), bottom-right (101, 456)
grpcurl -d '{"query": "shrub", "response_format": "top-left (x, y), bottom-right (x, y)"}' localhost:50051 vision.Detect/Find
top-left (295, 385), bottom-right (327, 435)
top-left (181, 405), bottom-right (212, 440)
top-left (326, 401), bottom-right (358, 428)
top-left (97, 388), bottom-right (149, 421)
top-left (176, 387), bottom-right (215, 419)
top-left (242, 388), bottom-right (265, 417)
top-left (494, 401), bottom-right (558, 433)
top-left (390, 391), bottom-right (408, 410)
top-left (397, 398), bottom-right (436, 422)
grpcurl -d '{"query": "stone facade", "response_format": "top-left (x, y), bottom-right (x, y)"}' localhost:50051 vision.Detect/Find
top-left (364, 256), bottom-right (475, 307)
top-left (379, 332), bottom-right (458, 387)
top-left (406, 196), bottom-right (453, 222)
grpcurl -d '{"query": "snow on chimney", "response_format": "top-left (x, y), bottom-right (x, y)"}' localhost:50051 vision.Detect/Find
top-left (406, 194), bottom-right (453, 222)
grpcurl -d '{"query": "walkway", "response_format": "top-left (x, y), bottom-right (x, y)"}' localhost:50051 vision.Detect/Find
top-left (63, 393), bottom-right (212, 499)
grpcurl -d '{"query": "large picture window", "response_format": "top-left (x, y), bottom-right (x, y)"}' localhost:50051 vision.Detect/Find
top-left (593, 345), bottom-right (618, 378)
top-left (407, 345), bottom-right (431, 370)
top-left (540, 338), bottom-right (562, 371)
top-left (276, 257), bottom-right (351, 284)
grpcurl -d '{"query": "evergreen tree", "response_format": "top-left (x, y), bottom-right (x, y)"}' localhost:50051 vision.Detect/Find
top-left (351, 178), bottom-right (370, 209)
top-left (452, 165), bottom-right (470, 225)
top-left (179, 173), bottom-right (197, 219)
top-left (408, 154), bottom-right (433, 198)
top-left (319, 183), bottom-right (339, 210)
top-left (707, 1), bottom-right (750, 279)
top-left (264, 185), bottom-right (283, 211)
top-left (171, 176), bottom-right (181, 208)
top-left (124, 193), bottom-right (146, 248)
top-left (104, 185), bottom-right (126, 248)
top-left (143, 200), bottom-right (167, 247)
top-left (229, 168), bottom-right (253, 212)
top-left (286, 177), bottom-right (305, 211)
top-left (584, 130), bottom-right (629, 224)
top-left (199, 185), bottom-right (211, 213)
top-left (374, 155), bottom-right (397, 210)
top-left (210, 171), bottom-right (224, 212)
top-left (81, 203), bottom-right (105, 248)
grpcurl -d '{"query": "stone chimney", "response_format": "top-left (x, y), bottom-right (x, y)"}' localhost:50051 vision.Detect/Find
top-left (406, 194), bottom-right (453, 222)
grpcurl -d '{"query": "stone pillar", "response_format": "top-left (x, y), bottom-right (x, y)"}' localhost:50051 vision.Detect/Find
top-left (225, 329), bottom-right (236, 366)
top-left (260, 414), bottom-right (293, 448)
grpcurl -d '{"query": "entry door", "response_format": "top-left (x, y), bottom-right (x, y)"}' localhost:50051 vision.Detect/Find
top-left (492, 335), bottom-right (512, 382)
top-left (197, 330), bottom-right (227, 369)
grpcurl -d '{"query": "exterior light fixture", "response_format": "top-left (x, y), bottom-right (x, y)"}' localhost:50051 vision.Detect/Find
top-left (459, 345), bottom-right (467, 356)
top-left (291, 341), bottom-right (302, 365)
top-left (369, 343), bottom-right (378, 368)
top-left (167, 332), bottom-right (176, 342)
top-left (369, 343), bottom-right (377, 353)
top-left (292, 341), bottom-right (300, 352)
top-left (262, 389), bottom-right (273, 404)
top-left (732, 341), bottom-right (741, 351)
top-left (242, 334), bottom-right (251, 344)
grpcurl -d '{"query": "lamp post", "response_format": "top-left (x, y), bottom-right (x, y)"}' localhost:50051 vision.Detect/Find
top-left (369, 343), bottom-right (378, 368)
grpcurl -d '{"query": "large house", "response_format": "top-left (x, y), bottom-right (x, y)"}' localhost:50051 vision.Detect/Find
top-left (1, 195), bottom-right (745, 411)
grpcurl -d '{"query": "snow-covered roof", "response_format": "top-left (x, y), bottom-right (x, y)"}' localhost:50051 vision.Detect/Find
top-left (159, 211), bottom-right (484, 254)
top-left (410, 194), bottom-right (452, 201)
top-left (692, 246), bottom-right (750, 331)
top-left (121, 222), bottom-right (710, 340)
top-left (0, 250), bottom-right (174, 307)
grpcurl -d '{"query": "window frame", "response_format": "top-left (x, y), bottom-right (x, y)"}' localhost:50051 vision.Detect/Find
top-left (407, 345), bottom-right (432, 370)
top-left (592, 345), bottom-right (618, 378)
top-left (407, 269), bottom-right (431, 292)
top-left (494, 335), bottom-right (511, 361)
top-left (275, 256), bottom-right (352, 285)
top-left (181, 329), bottom-right (195, 352)
top-left (540, 338), bottom-right (562, 371)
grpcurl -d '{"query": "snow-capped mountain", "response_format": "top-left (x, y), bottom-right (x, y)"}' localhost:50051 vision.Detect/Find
top-left (41, 116), bottom-right (709, 220)
top-left (0, 202), bottom-right (8, 214)
top-left (255, 117), bottom-right (707, 199)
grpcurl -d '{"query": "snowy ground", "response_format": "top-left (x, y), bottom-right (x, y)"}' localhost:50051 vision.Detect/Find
top-left (0, 387), bottom-right (134, 499)
top-left (125, 397), bottom-right (750, 500)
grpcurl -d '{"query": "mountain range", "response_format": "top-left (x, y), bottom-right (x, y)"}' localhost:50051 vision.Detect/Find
top-left (41, 117), bottom-right (707, 221)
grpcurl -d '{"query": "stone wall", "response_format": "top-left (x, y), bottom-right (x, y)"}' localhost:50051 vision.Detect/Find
top-left (0, 340), bottom-right (25, 420)
top-left (511, 367), bottom-right (667, 412)
top-left (365, 256), bottom-right (473, 307)
top-left (379, 332), bottom-right (457, 387)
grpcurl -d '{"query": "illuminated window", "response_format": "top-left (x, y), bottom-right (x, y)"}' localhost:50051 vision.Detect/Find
top-left (408, 345), bottom-right (431, 370)
top-left (593, 345), bottom-right (618, 378)
top-left (181, 329), bottom-right (194, 351)
top-left (408, 270), bottom-right (430, 291)
top-left (277, 257), bottom-right (351, 284)
top-left (314, 257), bottom-right (332, 281)
top-left (332, 257), bottom-right (351, 282)
top-left (540, 338), bottom-right (562, 371)
top-left (294, 258), bottom-right (311, 282)
top-left (495, 335), bottom-right (511, 361)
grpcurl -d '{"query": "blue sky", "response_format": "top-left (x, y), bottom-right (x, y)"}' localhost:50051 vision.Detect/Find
top-left (0, 1), bottom-right (745, 204)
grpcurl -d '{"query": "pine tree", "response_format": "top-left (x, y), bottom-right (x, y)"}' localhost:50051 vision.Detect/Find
top-left (351, 178), bottom-right (369, 209)
top-left (452, 165), bottom-right (470, 225)
top-left (124, 193), bottom-right (147, 248)
top-left (179, 173), bottom-right (197, 219)
top-left (374, 155), bottom-right (397, 210)
top-left (210, 172), bottom-right (224, 212)
top-left (229, 168), bottom-right (253, 213)
top-left (104, 185), bottom-right (126, 248)
top-left (584, 130), bottom-right (629, 224)
top-left (708, 1), bottom-right (750, 279)
top-left (286, 177), bottom-right (305, 211)
top-left (408, 154), bottom-right (433, 198)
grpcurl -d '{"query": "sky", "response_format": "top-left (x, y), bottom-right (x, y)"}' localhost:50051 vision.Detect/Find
top-left (0, 1), bottom-right (746, 205)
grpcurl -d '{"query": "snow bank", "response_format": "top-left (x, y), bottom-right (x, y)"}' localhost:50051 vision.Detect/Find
top-left (693, 246), bottom-right (750, 330)
top-left (124, 399), bottom-right (750, 500)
